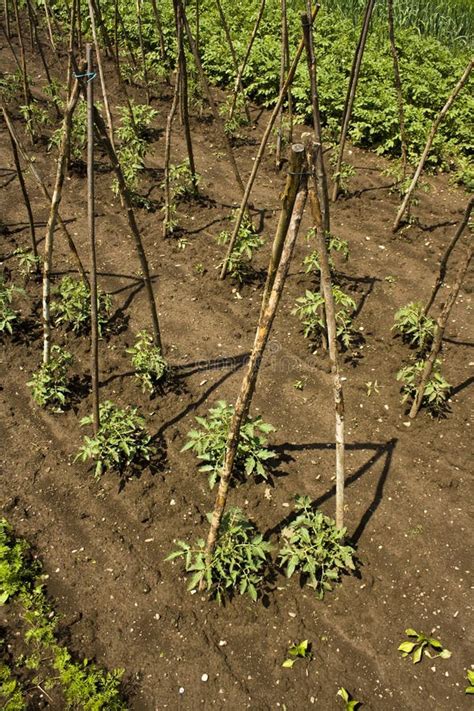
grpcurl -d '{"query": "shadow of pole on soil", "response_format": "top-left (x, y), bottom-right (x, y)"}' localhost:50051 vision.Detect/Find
top-left (266, 437), bottom-right (397, 544)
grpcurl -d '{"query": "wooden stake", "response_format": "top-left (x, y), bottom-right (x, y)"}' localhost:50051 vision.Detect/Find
top-left (42, 0), bottom-right (57, 54)
top-left (12, 0), bottom-right (33, 142)
top-left (302, 6), bottom-right (330, 233)
top-left (1, 104), bottom-right (88, 286)
top-left (215, 0), bottom-right (251, 123)
top-left (4, 0), bottom-right (10, 38)
top-left (26, 0), bottom-right (61, 119)
top-left (5, 119), bottom-right (37, 260)
top-left (86, 44), bottom-right (100, 433)
top-left (275, 0), bottom-right (293, 168)
top-left (87, 0), bottom-right (116, 151)
top-left (424, 196), bottom-right (473, 316)
top-left (229, 0), bottom-right (266, 121)
top-left (163, 67), bottom-right (181, 238)
top-left (175, 0), bottom-right (197, 185)
top-left (387, 0), bottom-right (408, 177)
top-left (178, 0), bottom-right (245, 197)
top-left (90, 106), bottom-right (163, 352)
top-left (136, 0), bottom-right (150, 104)
top-left (331, 0), bottom-right (376, 202)
top-left (409, 246), bottom-right (472, 419)
top-left (220, 4), bottom-right (320, 279)
top-left (305, 134), bottom-right (345, 529)
top-left (204, 148), bottom-right (308, 562)
top-left (393, 59), bottom-right (473, 232)
top-left (42, 78), bottom-right (82, 364)
top-left (150, 0), bottom-right (167, 61)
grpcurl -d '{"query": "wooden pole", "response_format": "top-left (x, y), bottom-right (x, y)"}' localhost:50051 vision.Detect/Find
top-left (1, 104), bottom-right (89, 286)
top-left (175, 0), bottom-right (197, 185)
top-left (220, 4), bottom-right (320, 279)
top-left (275, 0), bottom-right (292, 168)
top-left (42, 0), bottom-right (57, 54)
top-left (87, 0), bottom-right (116, 151)
top-left (42, 80), bottom-right (82, 364)
top-left (393, 59), bottom-right (473, 232)
top-left (305, 134), bottom-right (346, 529)
top-left (76, 0), bottom-right (83, 54)
top-left (5, 119), bottom-right (37, 260)
top-left (90, 106), bottom-right (163, 352)
top-left (204, 153), bottom-right (309, 562)
top-left (178, 0), bottom-right (245, 196)
top-left (12, 0), bottom-right (33, 142)
top-left (163, 67), bottom-right (181, 237)
top-left (331, 0), bottom-right (376, 202)
top-left (136, 0), bottom-right (150, 104)
top-left (4, 0), bottom-right (10, 38)
top-left (26, 0), bottom-right (61, 119)
top-left (215, 0), bottom-right (251, 123)
top-left (229, 0), bottom-right (266, 121)
top-left (302, 5), bottom-right (330, 233)
top-left (409, 246), bottom-right (472, 419)
top-left (87, 44), bottom-right (100, 433)
top-left (424, 197), bottom-right (473, 316)
top-left (387, 0), bottom-right (408, 177)
top-left (150, 0), bottom-right (167, 61)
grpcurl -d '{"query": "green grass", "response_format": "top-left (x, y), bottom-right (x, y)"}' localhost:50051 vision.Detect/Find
top-left (322, 0), bottom-right (474, 51)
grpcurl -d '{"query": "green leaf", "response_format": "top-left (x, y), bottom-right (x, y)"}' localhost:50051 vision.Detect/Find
top-left (282, 659), bottom-right (295, 668)
top-left (412, 644), bottom-right (424, 664)
top-left (398, 641), bottom-right (417, 654)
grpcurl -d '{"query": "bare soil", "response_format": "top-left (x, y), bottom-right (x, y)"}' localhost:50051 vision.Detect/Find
top-left (1, 33), bottom-right (473, 710)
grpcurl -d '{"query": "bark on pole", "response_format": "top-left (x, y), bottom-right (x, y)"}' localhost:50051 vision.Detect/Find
top-left (331, 0), bottom-right (376, 202)
top-left (26, 0), bottom-right (60, 118)
top-left (175, 0), bottom-right (197, 186)
top-left (150, 0), bottom-right (167, 62)
top-left (229, 0), bottom-right (266, 121)
top-left (260, 144), bottom-right (305, 313)
top-left (42, 0), bottom-right (57, 54)
top-left (409, 246), bottom-right (472, 419)
top-left (87, 44), bottom-right (100, 433)
top-left (136, 0), bottom-right (150, 104)
top-left (90, 107), bottom-right (163, 352)
top-left (5, 120), bottom-right (37, 260)
top-left (302, 5), bottom-right (330, 234)
top-left (304, 134), bottom-right (346, 529)
top-left (178, 0), bottom-right (245, 196)
top-left (4, 0), bottom-right (10, 38)
top-left (387, 0), bottom-right (408, 177)
top-left (12, 0), bottom-right (33, 141)
top-left (87, 0), bottom-right (116, 151)
top-left (163, 67), bottom-right (181, 237)
top-left (42, 79), bottom-right (82, 364)
top-left (204, 150), bottom-right (309, 563)
top-left (424, 196), bottom-right (473, 317)
top-left (275, 0), bottom-right (292, 168)
top-left (215, 0), bottom-right (251, 123)
top-left (2, 104), bottom-right (88, 286)
top-left (220, 4), bottom-right (320, 279)
top-left (393, 59), bottom-right (473, 232)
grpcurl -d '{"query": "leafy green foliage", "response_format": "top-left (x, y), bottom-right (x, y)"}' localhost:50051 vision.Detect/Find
top-left (1, 519), bottom-right (126, 709)
top-left (181, 400), bottom-right (275, 489)
top-left (465, 668), bottom-right (474, 694)
top-left (113, 101), bottom-right (157, 196)
top-left (27, 346), bottom-right (73, 411)
top-left (0, 663), bottom-right (26, 711)
top-left (0, 71), bottom-right (23, 104)
top-left (77, 401), bottom-right (153, 478)
top-left (166, 508), bottom-right (272, 603)
top-left (393, 302), bottom-right (436, 352)
top-left (293, 286), bottom-right (356, 348)
top-left (398, 628), bottom-right (452, 664)
top-left (217, 215), bottom-right (264, 283)
top-left (303, 232), bottom-right (350, 273)
top-left (49, 101), bottom-right (88, 160)
top-left (277, 496), bottom-right (356, 599)
top-left (282, 639), bottom-right (312, 668)
top-left (13, 248), bottom-right (40, 279)
top-left (330, 152), bottom-right (356, 195)
top-left (51, 276), bottom-right (112, 335)
top-left (219, 93), bottom-right (249, 136)
top-left (126, 330), bottom-right (167, 393)
top-left (162, 160), bottom-right (201, 233)
top-left (338, 686), bottom-right (362, 710)
top-left (0, 278), bottom-right (22, 335)
top-left (397, 358), bottom-right (451, 414)
top-left (0, 519), bottom-right (39, 605)
top-left (19, 100), bottom-right (49, 140)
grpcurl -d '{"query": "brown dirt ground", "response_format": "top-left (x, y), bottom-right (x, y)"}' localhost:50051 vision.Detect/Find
top-left (1, 29), bottom-right (473, 711)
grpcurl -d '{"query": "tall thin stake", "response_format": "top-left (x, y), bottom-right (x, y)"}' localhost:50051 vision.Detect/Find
top-left (5, 120), bottom-right (37, 260)
top-left (204, 149), bottom-right (308, 562)
top-left (4, 0), bottom-right (10, 38)
top-left (387, 0), bottom-right (408, 177)
top-left (229, 0), bottom-right (266, 120)
top-left (275, 0), bottom-right (293, 168)
top-left (175, 0), bottom-right (197, 184)
top-left (87, 45), bottom-right (100, 433)
top-left (393, 59), bottom-right (473, 232)
top-left (215, 0), bottom-right (251, 123)
top-left (163, 67), bottom-right (181, 237)
top-left (409, 246), bottom-right (472, 419)
top-left (42, 78), bottom-right (82, 364)
top-left (136, 0), bottom-right (150, 103)
top-left (331, 0), bottom-right (376, 202)
top-left (305, 134), bottom-right (345, 529)
top-left (87, 0), bottom-right (116, 150)
top-left (220, 4), bottom-right (320, 279)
